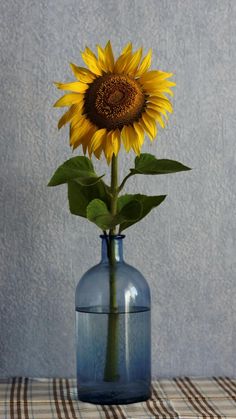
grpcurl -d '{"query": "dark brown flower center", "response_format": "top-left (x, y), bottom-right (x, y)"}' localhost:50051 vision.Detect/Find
top-left (84, 74), bottom-right (145, 130)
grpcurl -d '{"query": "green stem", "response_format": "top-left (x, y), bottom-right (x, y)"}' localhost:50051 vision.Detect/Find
top-left (118, 172), bottom-right (133, 193)
top-left (110, 153), bottom-right (118, 231)
top-left (104, 154), bottom-right (120, 382)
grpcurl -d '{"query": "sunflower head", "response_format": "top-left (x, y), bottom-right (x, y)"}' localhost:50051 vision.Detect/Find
top-left (54, 41), bottom-right (175, 163)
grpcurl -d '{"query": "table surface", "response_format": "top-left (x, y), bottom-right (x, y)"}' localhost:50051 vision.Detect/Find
top-left (0, 377), bottom-right (236, 419)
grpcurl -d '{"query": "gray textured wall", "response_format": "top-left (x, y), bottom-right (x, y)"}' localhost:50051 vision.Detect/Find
top-left (0, 0), bottom-right (235, 378)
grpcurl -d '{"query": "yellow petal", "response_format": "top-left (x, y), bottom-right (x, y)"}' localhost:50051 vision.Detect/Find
top-left (81, 47), bottom-right (102, 76)
top-left (81, 54), bottom-right (102, 76)
top-left (122, 124), bottom-right (140, 154)
top-left (141, 113), bottom-right (157, 140)
top-left (70, 111), bottom-right (83, 127)
top-left (140, 70), bottom-right (173, 83)
top-left (96, 45), bottom-right (107, 72)
top-left (148, 97), bottom-right (173, 113)
top-left (121, 125), bottom-right (132, 151)
top-left (155, 114), bottom-right (165, 128)
top-left (54, 81), bottom-right (88, 93)
top-left (110, 129), bottom-right (121, 156)
top-left (147, 104), bottom-right (169, 119)
top-left (135, 49), bottom-right (152, 78)
top-left (58, 104), bottom-right (83, 129)
top-left (145, 81), bottom-right (176, 92)
top-left (132, 122), bottom-right (144, 155)
top-left (81, 125), bottom-right (97, 154)
top-left (146, 107), bottom-right (165, 128)
top-left (73, 124), bottom-right (96, 152)
top-left (84, 46), bottom-right (97, 59)
top-left (150, 87), bottom-right (174, 97)
top-left (122, 42), bottom-right (132, 55)
top-left (93, 143), bottom-right (104, 159)
top-left (114, 44), bottom-right (132, 73)
top-left (125, 48), bottom-right (143, 75)
top-left (70, 117), bottom-right (90, 146)
top-left (139, 119), bottom-right (154, 142)
top-left (104, 131), bottom-right (115, 162)
top-left (97, 45), bottom-right (105, 61)
top-left (53, 93), bottom-right (84, 107)
top-left (147, 92), bottom-right (167, 100)
top-left (113, 52), bottom-right (131, 73)
top-left (69, 118), bottom-right (85, 146)
top-left (70, 63), bottom-right (96, 83)
top-left (104, 40), bottom-right (115, 72)
top-left (88, 128), bottom-right (107, 156)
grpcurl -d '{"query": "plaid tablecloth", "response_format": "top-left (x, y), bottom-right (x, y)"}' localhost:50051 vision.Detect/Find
top-left (0, 377), bottom-right (236, 419)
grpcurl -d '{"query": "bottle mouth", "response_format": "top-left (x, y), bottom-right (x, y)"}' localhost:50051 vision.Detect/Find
top-left (100, 234), bottom-right (125, 240)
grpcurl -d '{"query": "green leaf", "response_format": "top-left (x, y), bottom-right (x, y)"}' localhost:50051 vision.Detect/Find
top-left (119, 199), bottom-right (142, 223)
top-left (86, 199), bottom-right (142, 231)
top-left (48, 156), bottom-right (104, 187)
top-left (68, 179), bottom-right (109, 218)
top-left (131, 153), bottom-right (191, 175)
top-left (86, 200), bottom-right (117, 230)
top-left (118, 194), bottom-right (167, 232)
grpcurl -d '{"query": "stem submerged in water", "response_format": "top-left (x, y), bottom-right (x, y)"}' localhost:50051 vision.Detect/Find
top-left (104, 154), bottom-right (120, 382)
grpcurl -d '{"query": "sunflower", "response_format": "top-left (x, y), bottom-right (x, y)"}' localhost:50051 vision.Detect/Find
top-left (54, 41), bottom-right (175, 163)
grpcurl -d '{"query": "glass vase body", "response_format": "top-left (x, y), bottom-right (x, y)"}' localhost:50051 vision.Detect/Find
top-left (75, 235), bottom-right (151, 405)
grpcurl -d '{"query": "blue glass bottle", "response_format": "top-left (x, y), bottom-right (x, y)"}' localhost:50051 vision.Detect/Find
top-left (75, 235), bottom-right (151, 405)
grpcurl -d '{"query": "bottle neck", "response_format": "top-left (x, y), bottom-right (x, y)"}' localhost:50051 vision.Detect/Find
top-left (100, 235), bottom-right (125, 263)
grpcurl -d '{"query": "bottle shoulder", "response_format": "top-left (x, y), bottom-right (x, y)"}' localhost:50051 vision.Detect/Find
top-left (76, 261), bottom-right (149, 289)
top-left (75, 260), bottom-right (150, 309)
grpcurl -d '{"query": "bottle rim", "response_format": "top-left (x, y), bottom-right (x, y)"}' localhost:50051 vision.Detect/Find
top-left (100, 234), bottom-right (125, 240)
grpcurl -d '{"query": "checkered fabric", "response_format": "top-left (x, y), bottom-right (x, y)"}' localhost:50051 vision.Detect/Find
top-left (0, 377), bottom-right (236, 418)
